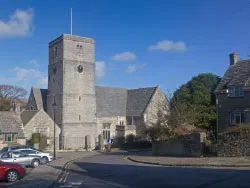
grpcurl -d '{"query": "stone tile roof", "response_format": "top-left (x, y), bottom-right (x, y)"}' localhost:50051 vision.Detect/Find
top-left (215, 60), bottom-right (250, 93)
top-left (0, 112), bottom-right (25, 138)
top-left (30, 86), bottom-right (158, 117)
top-left (95, 86), bottom-right (127, 117)
top-left (20, 110), bottom-right (39, 126)
top-left (32, 88), bottom-right (48, 111)
top-left (126, 87), bottom-right (157, 116)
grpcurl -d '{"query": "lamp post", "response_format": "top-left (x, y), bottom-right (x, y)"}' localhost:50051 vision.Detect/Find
top-left (52, 96), bottom-right (57, 160)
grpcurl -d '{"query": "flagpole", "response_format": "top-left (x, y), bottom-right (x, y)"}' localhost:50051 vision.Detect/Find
top-left (71, 8), bottom-right (72, 35)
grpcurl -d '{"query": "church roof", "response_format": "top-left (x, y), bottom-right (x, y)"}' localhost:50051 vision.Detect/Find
top-left (0, 112), bottom-right (25, 138)
top-left (126, 87), bottom-right (157, 116)
top-left (96, 86), bottom-right (158, 117)
top-left (215, 60), bottom-right (250, 93)
top-left (29, 86), bottom-right (158, 117)
top-left (20, 110), bottom-right (39, 126)
top-left (96, 86), bottom-right (127, 117)
top-left (32, 88), bottom-right (48, 111)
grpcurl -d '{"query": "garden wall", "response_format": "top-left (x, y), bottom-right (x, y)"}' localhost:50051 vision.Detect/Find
top-left (152, 133), bottom-right (203, 157)
top-left (217, 130), bottom-right (250, 157)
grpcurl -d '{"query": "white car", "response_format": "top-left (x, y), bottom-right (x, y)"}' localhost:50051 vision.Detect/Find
top-left (15, 149), bottom-right (53, 163)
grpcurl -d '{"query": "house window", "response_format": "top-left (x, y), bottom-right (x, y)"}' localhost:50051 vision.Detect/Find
top-left (103, 123), bottom-right (111, 140)
top-left (35, 127), bottom-right (48, 134)
top-left (230, 112), bottom-right (245, 125)
top-left (5, 134), bottom-right (13, 142)
top-left (229, 87), bottom-right (244, 97)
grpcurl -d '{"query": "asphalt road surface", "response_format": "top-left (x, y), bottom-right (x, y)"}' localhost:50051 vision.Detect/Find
top-left (50, 153), bottom-right (250, 188)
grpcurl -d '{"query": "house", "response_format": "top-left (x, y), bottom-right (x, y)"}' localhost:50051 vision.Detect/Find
top-left (0, 102), bottom-right (60, 150)
top-left (20, 109), bottom-right (60, 150)
top-left (0, 111), bottom-right (25, 149)
top-left (215, 52), bottom-right (250, 133)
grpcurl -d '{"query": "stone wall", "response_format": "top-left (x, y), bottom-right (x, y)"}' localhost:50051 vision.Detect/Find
top-left (144, 86), bottom-right (169, 127)
top-left (217, 130), bottom-right (250, 157)
top-left (152, 133), bottom-right (202, 157)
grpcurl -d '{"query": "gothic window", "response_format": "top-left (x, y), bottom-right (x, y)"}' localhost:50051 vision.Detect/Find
top-left (103, 123), bottom-right (111, 140)
top-left (79, 96), bottom-right (81, 101)
top-left (79, 115), bottom-right (81, 120)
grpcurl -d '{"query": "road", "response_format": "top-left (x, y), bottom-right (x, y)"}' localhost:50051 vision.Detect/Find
top-left (50, 153), bottom-right (250, 188)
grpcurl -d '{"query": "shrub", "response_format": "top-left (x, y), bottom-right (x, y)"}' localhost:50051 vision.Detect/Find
top-left (31, 133), bottom-right (40, 144)
top-left (225, 124), bottom-right (250, 133)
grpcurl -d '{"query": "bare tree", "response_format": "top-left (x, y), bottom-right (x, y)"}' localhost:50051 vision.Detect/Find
top-left (145, 90), bottom-right (197, 141)
top-left (0, 85), bottom-right (27, 111)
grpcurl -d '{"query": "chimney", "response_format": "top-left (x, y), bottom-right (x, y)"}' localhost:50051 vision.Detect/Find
top-left (10, 101), bottom-right (21, 113)
top-left (229, 52), bottom-right (239, 66)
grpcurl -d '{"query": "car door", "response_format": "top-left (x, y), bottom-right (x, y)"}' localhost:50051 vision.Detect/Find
top-left (12, 152), bottom-right (28, 166)
top-left (0, 152), bottom-right (14, 163)
top-left (0, 162), bottom-right (6, 179)
top-left (18, 150), bottom-right (34, 166)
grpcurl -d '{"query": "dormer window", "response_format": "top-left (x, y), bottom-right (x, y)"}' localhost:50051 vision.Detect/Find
top-left (229, 87), bottom-right (244, 97)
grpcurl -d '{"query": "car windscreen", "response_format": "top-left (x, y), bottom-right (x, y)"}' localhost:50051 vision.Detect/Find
top-left (1, 147), bottom-right (8, 152)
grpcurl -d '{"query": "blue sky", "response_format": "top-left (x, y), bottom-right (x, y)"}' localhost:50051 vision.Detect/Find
top-left (1, 0), bottom-right (250, 96)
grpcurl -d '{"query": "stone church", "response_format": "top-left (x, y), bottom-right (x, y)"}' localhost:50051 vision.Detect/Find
top-left (26, 34), bottom-right (169, 150)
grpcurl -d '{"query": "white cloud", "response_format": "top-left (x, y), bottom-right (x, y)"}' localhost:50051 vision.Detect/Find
top-left (148, 40), bottom-right (188, 52)
top-left (127, 64), bottom-right (146, 74)
top-left (95, 61), bottom-right (106, 78)
top-left (37, 76), bottom-right (48, 87)
top-left (30, 59), bottom-right (39, 67)
top-left (14, 67), bottom-right (42, 81)
top-left (0, 8), bottom-right (34, 37)
top-left (111, 52), bottom-right (136, 61)
top-left (12, 66), bottom-right (47, 90)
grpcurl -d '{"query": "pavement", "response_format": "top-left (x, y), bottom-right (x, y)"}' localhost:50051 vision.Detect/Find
top-left (48, 152), bottom-right (250, 188)
top-left (127, 155), bottom-right (250, 167)
top-left (5, 151), bottom-right (98, 188)
top-left (4, 150), bottom-right (250, 187)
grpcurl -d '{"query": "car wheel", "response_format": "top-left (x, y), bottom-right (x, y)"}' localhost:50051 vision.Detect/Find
top-left (6, 170), bottom-right (19, 182)
top-left (31, 159), bottom-right (40, 168)
top-left (42, 156), bottom-right (49, 163)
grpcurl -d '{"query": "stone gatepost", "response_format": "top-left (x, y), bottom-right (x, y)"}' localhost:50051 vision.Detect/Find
top-left (98, 134), bottom-right (104, 150)
top-left (85, 135), bottom-right (91, 151)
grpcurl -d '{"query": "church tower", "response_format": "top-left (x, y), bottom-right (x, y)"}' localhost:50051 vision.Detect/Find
top-left (47, 34), bottom-right (97, 149)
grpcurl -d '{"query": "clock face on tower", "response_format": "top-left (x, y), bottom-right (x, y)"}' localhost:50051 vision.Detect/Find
top-left (78, 65), bottom-right (83, 73)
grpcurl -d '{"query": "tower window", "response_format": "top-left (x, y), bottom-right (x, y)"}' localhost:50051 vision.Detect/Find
top-left (54, 47), bottom-right (57, 57)
top-left (79, 96), bottom-right (81, 101)
top-left (53, 67), bottom-right (57, 74)
top-left (79, 115), bottom-right (81, 121)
